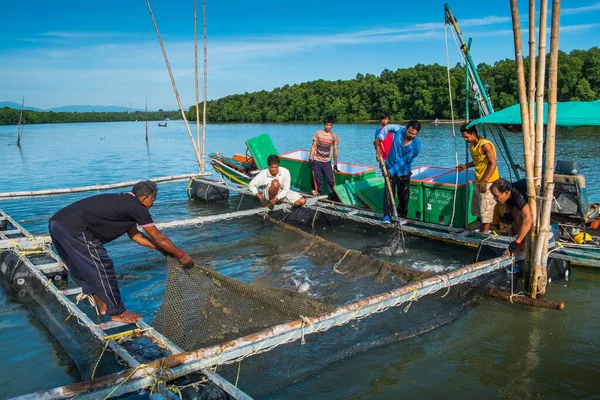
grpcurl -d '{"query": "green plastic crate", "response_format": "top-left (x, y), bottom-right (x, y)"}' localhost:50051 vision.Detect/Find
top-left (407, 181), bottom-right (423, 220)
top-left (422, 170), bottom-right (477, 227)
top-left (278, 150), bottom-right (313, 192)
top-left (409, 166), bottom-right (456, 221)
top-left (279, 150), bottom-right (376, 194)
top-left (351, 177), bottom-right (420, 218)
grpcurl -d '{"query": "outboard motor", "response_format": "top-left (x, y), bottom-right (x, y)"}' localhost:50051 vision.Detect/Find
top-left (552, 160), bottom-right (588, 220)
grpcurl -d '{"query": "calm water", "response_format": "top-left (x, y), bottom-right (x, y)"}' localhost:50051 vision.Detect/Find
top-left (0, 121), bottom-right (599, 399)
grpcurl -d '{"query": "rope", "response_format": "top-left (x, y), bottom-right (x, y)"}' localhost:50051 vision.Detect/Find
top-left (185, 179), bottom-right (193, 199)
top-left (311, 207), bottom-right (320, 230)
top-left (438, 274), bottom-right (451, 298)
top-left (103, 364), bottom-right (149, 400)
top-left (236, 193), bottom-right (245, 211)
top-left (444, 23), bottom-right (461, 231)
top-left (91, 340), bottom-right (111, 379)
top-left (235, 361), bottom-right (242, 387)
top-left (486, 124), bottom-right (514, 182)
top-left (332, 249), bottom-right (352, 274)
top-left (475, 232), bottom-right (498, 262)
top-left (300, 316), bottom-right (313, 345)
top-left (403, 288), bottom-right (419, 313)
top-left (75, 293), bottom-right (99, 316)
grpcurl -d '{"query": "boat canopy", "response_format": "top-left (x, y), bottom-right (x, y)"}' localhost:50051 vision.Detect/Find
top-left (468, 100), bottom-right (600, 129)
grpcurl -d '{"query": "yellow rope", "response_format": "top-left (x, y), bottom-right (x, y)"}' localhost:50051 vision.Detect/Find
top-left (103, 364), bottom-right (148, 399)
top-left (91, 340), bottom-right (111, 379)
top-left (403, 288), bottom-right (419, 313)
top-left (104, 329), bottom-right (142, 342)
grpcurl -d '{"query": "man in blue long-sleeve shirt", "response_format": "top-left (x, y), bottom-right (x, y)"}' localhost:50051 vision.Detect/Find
top-left (374, 120), bottom-right (421, 222)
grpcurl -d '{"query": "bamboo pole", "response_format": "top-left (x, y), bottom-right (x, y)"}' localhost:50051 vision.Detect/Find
top-left (0, 173), bottom-right (209, 200)
top-left (375, 146), bottom-right (398, 220)
top-left (194, 0), bottom-right (201, 172)
top-left (202, 0), bottom-right (208, 174)
top-left (488, 289), bottom-right (564, 310)
top-left (529, 0), bottom-right (550, 297)
top-left (16, 96), bottom-right (24, 147)
top-left (527, 0), bottom-right (536, 164)
top-left (145, 0), bottom-right (202, 171)
top-left (534, 0), bottom-right (548, 189)
top-left (509, 0), bottom-right (537, 280)
top-left (533, 0), bottom-right (561, 297)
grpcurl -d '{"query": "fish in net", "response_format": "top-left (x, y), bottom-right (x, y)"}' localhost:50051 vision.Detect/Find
top-left (151, 217), bottom-right (492, 397)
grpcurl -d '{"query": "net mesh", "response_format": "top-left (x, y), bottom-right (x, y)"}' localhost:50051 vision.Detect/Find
top-left (2, 209), bottom-right (503, 398)
top-left (150, 216), bottom-right (491, 397)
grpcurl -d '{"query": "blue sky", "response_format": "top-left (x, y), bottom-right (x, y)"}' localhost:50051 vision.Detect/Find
top-left (2, 0), bottom-right (600, 110)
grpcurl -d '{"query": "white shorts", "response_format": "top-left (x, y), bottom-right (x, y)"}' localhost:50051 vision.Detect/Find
top-left (472, 182), bottom-right (496, 223)
top-left (264, 184), bottom-right (303, 205)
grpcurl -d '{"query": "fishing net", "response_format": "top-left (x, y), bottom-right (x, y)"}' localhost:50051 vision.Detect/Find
top-left (150, 215), bottom-right (492, 398)
top-left (1, 206), bottom-right (503, 398)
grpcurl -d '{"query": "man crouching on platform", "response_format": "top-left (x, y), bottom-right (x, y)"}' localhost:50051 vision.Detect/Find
top-left (249, 154), bottom-right (306, 209)
top-left (490, 178), bottom-right (533, 256)
top-left (48, 180), bottom-right (194, 324)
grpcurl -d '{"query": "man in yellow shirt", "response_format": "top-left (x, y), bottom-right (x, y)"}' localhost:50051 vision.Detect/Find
top-left (456, 124), bottom-right (499, 234)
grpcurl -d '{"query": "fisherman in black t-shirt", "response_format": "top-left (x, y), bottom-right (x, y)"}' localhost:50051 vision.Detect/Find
top-left (48, 180), bottom-right (194, 324)
top-left (490, 178), bottom-right (533, 255)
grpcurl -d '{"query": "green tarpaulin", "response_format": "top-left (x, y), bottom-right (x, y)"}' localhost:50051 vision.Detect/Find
top-left (468, 100), bottom-right (600, 129)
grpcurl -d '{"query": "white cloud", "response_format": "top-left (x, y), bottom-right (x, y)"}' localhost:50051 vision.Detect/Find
top-left (562, 2), bottom-right (600, 15)
top-left (4, 7), bottom-right (600, 109)
top-left (39, 31), bottom-right (140, 39)
top-left (561, 23), bottom-right (600, 32)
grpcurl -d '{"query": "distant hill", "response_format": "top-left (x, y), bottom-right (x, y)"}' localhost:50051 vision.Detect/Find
top-left (49, 105), bottom-right (142, 112)
top-left (0, 101), bottom-right (44, 111)
top-left (0, 102), bottom-right (142, 113)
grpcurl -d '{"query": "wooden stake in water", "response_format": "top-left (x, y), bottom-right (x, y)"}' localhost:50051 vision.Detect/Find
top-left (145, 94), bottom-right (149, 143)
top-left (16, 96), bottom-right (24, 147)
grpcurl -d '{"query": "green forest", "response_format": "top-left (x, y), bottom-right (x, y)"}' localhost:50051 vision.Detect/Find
top-left (1, 47), bottom-right (598, 126)
top-left (0, 109), bottom-right (181, 126)
top-left (189, 47), bottom-right (600, 123)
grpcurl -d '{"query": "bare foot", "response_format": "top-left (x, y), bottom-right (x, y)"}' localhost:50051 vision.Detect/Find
top-left (110, 310), bottom-right (142, 324)
top-left (93, 294), bottom-right (107, 315)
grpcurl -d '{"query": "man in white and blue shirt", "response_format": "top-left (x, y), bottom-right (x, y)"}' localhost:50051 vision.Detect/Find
top-left (374, 120), bottom-right (422, 222)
